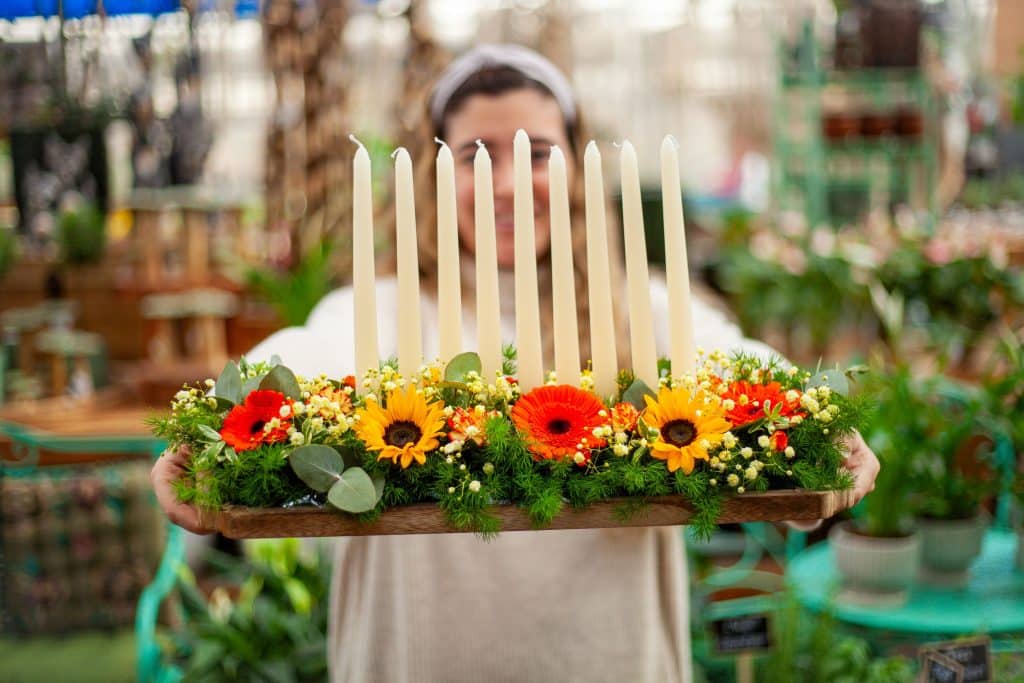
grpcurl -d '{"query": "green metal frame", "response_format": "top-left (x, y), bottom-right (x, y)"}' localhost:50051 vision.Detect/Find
top-left (773, 36), bottom-right (939, 231)
top-left (0, 419), bottom-right (184, 682)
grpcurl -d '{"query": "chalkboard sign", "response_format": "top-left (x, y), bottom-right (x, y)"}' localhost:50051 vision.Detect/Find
top-left (920, 651), bottom-right (964, 683)
top-left (922, 637), bottom-right (992, 683)
top-left (710, 613), bottom-right (772, 655)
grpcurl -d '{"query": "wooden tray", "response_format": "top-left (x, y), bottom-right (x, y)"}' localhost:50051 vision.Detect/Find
top-left (200, 489), bottom-right (856, 539)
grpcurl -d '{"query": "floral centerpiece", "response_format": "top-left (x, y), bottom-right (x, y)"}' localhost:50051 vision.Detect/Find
top-left (151, 350), bottom-right (865, 540)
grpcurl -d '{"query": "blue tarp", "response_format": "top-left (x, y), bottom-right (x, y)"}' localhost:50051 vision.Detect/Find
top-left (0, 0), bottom-right (259, 20)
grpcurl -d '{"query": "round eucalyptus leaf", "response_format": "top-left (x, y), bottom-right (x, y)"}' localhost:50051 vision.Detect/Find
top-left (444, 351), bottom-right (483, 383)
top-left (622, 378), bottom-right (656, 410)
top-left (372, 476), bottom-right (385, 503)
top-left (327, 467), bottom-right (379, 513)
top-left (808, 368), bottom-right (849, 396)
top-left (259, 364), bottom-right (302, 400)
top-left (289, 444), bottom-right (343, 492)
top-left (215, 361), bottom-right (242, 405)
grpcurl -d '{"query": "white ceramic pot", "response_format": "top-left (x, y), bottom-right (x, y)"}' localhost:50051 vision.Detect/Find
top-left (917, 514), bottom-right (986, 588)
top-left (828, 520), bottom-right (920, 607)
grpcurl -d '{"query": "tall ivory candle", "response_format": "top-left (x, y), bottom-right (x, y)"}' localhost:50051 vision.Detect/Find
top-left (394, 147), bottom-right (422, 377)
top-left (351, 135), bottom-right (379, 380)
top-left (435, 139), bottom-right (462, 363)
top-left (548, 146), bottom-right (580, 386)
top-left (584, 141), bottom-right (618, 398)
top-left (513, 129), bottom-right (543, 391)
top-left (661, 135), bottom-right (696, 377)
top-left (474, 142), bottom-right (503, 379)
top-left (620, 140), bottom-right (658, 388)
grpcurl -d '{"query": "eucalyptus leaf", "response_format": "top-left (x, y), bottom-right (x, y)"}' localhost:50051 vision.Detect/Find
top-left (809, 368), bottom-right (849, 395)
top-left (213, 396), bottom-right (236, 412)
top-left (444, 351), bottom-right (482, 383)
top-left (622, 378), bottom-right (657, 410)
top-left (215, 361), bottom-right (243, 405)
top-left (372, 476), bottom-right (385, 503)
top-left (260, 364), bottom-right (302, 400)
top-left (289, 445), bottom-right (344, 492)
top-left (242, 375), bottom-right (263, 397)
top-left (327, 467), bottom-right (378, 513)
top-left (197, 424), bottom-right (223, 443)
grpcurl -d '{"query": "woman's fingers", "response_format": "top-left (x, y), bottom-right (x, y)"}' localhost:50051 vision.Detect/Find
top-left (150, 446), bottom-right (212, 535)
top-left (843, 431), bottom-right (880, 505)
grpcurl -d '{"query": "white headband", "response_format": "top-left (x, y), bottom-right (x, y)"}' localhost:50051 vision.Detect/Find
top-left (429, 44), bottom-right (577, 129)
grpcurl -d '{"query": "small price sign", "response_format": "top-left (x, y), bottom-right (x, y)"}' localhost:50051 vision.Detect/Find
top-left (710, 613), bottom-right (773, 655)
top-left (919, 651), bottom-right (964, 683)
top-left (919, 637), bottom-right (992, 683)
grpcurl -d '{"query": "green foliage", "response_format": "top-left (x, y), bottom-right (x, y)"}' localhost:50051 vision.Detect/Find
top-left (758, 592), bottom-right (914, 683)
top-left (260, 364), bottom-right (302, 400)
top-left (246, 240), bottom-right (337, 326)
top-left (0, 226), bottom-right (16, 279)
top-left (171, 539), bottom-right (330, 682)
top-left (56, 203), bottom-right (106, 265)
top-left (445, 352), bottom-right (482, 382)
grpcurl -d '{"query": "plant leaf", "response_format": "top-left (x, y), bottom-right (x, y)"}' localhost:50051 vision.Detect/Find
top-left (444, 351), bottom-right (482, 383)
top-left (372, 476), bottom-right (385, 503)
top-left (327, 467), bottom-right (378, 513)
top-left (215, 361), bottom-right (243, 405)
top-left (808, 368), bottom-right (849, 395)
top-left (197, 424), bottom-right (223, 443)
top-left (622, 378), bottom-right (656, 410)
top-left (242, 375), bottom-right (262, 396)
top-left (289, 444), bottom-right (343, 492)
top-left (259, 365), bottom-right (302, 400)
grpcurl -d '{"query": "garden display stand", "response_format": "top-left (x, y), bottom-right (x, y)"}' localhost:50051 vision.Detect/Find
top-left (199, 489), bottom-right (856, 539)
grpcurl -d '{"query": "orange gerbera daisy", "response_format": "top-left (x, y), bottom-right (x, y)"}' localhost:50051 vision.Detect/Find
top-left (720, 381), bottom-right (803, 427)
top-left (511, 385), bottom-right (608, 462)
top-left (220, 390), bottom-right (292, 452)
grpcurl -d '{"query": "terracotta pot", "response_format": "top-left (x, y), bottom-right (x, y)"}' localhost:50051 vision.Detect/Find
top-left (917, 514), bottom-right (986, 588)
top-left (829, 520), bottom-right (920, 607)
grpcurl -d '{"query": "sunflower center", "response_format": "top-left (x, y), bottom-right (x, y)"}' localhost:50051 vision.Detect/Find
top-left (385, 421), bottom-right (422, 448)
top-left (662, 419), bottom-right (697, 447)
top-left (250, 420), bottom-right (266, 435)
top-left (547, 418), bottom-right (572, 435)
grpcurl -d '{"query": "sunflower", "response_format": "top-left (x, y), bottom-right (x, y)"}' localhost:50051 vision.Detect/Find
top-left (511, 385), bottom-right (608, 462)
top-left (354, 385), bottom-right (446, 468)
top-left (642, 387), bottom-right (732, 474)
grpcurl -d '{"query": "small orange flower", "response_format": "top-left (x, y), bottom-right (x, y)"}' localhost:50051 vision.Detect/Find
top-left (720, 381), bottom-right (804, 427)
top-left (317, 387), bottom-right (352, 417)
top-left (448, 406), bottom-right (499, 446)
top-left (511, 385), bottom-right (607, 462)
top-left (770, 430), bottom-right (788, 451)
top-left (610, 402), bottom-right (640, 432)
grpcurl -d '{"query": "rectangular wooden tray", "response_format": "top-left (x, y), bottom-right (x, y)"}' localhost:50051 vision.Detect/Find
top-left (199, 489), bottom-right (856, 539)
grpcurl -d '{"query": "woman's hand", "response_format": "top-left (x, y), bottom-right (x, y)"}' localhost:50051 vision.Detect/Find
top-left (843, 430), bottom-right (880, 505)
top-left (150, 445), bottom-right (211, 534)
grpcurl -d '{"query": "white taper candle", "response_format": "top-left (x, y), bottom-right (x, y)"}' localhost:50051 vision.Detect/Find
top-left (583, 141), bottom-right (618, 398)
top-left (661, 135), bottom-right (696, 377)
top-left (351, 135), bottom-right (379, 380)
top-left (435, 138), bottom-right (462, 364)
top-left (620, 140), bottom-right (659, 388)
top-left (474, 142), bottom-right (503, 379)
top-left (513, 129), bottom-right (543, 391)
top-left (548, 145), bottom-right (581, 386)
top-left (393, 147), bottom-right (422, 378)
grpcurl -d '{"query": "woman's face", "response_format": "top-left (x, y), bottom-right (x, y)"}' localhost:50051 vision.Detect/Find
top-left (444, 88), bottom-right (575, 269)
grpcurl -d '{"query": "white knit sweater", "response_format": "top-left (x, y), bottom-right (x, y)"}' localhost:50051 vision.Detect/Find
top-left (246, 275), bottom-right (773, 683)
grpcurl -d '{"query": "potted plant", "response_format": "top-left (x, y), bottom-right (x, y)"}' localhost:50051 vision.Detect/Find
top-left (908, 376), bottom-right (996, 588)
top-left (828, 367), bottom-right (921, 607)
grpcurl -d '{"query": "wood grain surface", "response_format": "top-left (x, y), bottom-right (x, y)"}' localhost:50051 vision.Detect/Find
top-left (202, 489), bottom-right (857, 539)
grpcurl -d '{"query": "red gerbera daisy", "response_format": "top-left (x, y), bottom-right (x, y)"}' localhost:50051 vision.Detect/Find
top-left (720, 381), bottom-right (804, 427)
top-left (220, 390), bottom-right (292, 452)
top-left (511, 385), bottom-right (608, 462)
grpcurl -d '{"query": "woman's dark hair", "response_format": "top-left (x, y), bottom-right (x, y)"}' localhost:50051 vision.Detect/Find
top-left (437, 66), bottom-right (578, 154)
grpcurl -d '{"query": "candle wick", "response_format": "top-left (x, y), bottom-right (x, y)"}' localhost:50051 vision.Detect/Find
top-left (433, 137), bottom-right (448, 149)
top-left (348, 133), bottom-right (365, 150)
top-left (390, 147), bottom-right (403, 159)
top-left (475, 139), bottom-right (485, 149)
top-left (665, 134), bottom-right (680, 151)
top-left (611, 141), bottom-right (621, 149)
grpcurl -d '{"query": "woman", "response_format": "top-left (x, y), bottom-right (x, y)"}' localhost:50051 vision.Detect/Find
top-left (153, 44), bottom-right (879, 683)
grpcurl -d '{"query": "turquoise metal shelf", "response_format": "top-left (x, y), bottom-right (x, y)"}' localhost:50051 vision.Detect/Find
top-left (788, 530), bottom-right (1024, 637)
